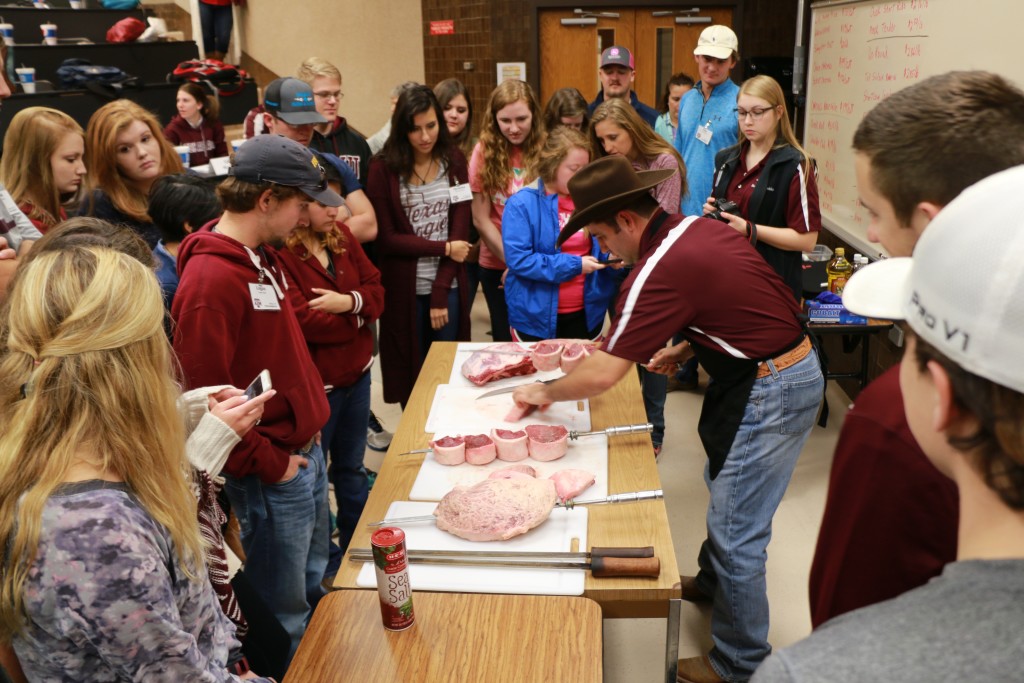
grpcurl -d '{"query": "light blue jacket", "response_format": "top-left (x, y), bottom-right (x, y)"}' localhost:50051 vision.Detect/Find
top-left (502, 181), bottom-right (618, 339)
top-left (674, 78), bottom-right (740, 216)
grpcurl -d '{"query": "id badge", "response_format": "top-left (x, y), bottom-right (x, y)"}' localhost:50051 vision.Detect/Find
top-left (249, 283), bottom-right (281, 311)
top-left (695, 123), bottom-right (713, 145)
top-left (449, 183), bottom-right (473, 203)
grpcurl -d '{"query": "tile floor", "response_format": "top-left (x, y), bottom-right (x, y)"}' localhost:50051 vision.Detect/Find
top-left (360, 292), bottom-right (852, 681)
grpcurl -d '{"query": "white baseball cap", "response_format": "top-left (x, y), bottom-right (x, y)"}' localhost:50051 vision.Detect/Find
top-left (694, 25), bottom-right (738, 59)
top-left (842, 165), bottom-right (1024, 393)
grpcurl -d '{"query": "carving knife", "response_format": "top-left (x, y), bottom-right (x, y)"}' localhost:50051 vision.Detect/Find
top-left (475, 378), bottom-right (557, 400)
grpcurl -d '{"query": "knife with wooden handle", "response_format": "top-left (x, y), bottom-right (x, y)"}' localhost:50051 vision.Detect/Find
top-left (348, 546), bottom-right (661, 578)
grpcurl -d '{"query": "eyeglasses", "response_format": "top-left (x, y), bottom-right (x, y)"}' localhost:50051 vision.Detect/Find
top-left (314, 91), bottom-right (344, 101)
top-left (736, 107), bottom-right (776, 120)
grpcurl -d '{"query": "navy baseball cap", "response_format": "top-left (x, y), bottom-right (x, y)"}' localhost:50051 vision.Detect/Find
top-left (230, 135), bottom-right (343, 206)
top-left (263, 77), bottom-right (327, 125)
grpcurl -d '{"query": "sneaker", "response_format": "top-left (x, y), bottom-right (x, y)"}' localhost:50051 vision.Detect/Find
top-left (653, 445), bottom-right (662, 460)
top-left (366, 411), bottom-right (393, 452)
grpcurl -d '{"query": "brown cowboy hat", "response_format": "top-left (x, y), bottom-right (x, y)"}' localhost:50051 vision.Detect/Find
top-left (557, 155), bottom-right (676, 246)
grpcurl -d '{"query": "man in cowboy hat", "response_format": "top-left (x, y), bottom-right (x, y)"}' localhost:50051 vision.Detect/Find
top-left (513, 155), bottom-right (824, 683)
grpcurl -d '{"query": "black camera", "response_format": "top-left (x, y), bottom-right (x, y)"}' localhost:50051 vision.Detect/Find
top-left (706, 198), bottom-right (739, 222)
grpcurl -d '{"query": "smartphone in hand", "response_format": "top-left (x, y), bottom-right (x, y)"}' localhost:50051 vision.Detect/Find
top-left (244, 369), bottom-right (272, 400)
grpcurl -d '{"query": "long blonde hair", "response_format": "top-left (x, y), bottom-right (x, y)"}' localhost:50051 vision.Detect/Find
top-left (0, 247), bottom-right (202, 637)
top-left (476, 80), bottom-right (544, 197)
top-left (0, 107), bottom-right (83, 230)
top-left (84, 100), bottom-right (184, 223)
top-left (590, 98), bottom-right (686, 179)
top-left (736, 75), bottom-right (813, 177)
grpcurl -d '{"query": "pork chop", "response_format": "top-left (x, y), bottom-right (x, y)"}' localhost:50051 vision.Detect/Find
top-left (464, 434), bottom-right (497, 465)
top-left (525, 424), bottom-right (569, 462)
top-left (433, 478), bottom-right (558, 541)
top-left (491, 428), bottom-right (529, 461)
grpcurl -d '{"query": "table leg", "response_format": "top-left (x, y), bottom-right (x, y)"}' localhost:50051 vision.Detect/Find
top-left (664, 596), bottom-right (682, 683)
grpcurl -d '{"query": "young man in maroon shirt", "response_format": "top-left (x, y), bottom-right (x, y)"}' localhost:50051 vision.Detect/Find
top-left (808, 71), bottom-right (1024, 628)
top-left (513, 156), bottom-right (823, 683)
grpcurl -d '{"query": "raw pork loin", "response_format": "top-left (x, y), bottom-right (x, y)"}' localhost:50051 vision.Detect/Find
top-left (525, 424), bottom-right (570, 462)
top-left (489, 463), bottom-right (538, 480)
top-left (530, 342), bottom-right (564, 372)
top-left (464, 434), bottom-right (497, 465)
top-left (491, 428), bottom-right (529, 461)
top-left (431, 436), bottom-right (465, 466)
top-left (433, 478), bottom-right (558, 541)
top-left (462, 342), bottom-right (537, 386)
top-left (549, 469), bottom-right (596, 503)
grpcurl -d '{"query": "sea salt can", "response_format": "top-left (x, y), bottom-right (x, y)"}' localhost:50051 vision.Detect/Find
top-left (371, 527), bottom-right (415, 631)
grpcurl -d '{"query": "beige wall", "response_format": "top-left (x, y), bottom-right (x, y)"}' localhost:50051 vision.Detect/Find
top-left (237, 0), bottom-right (425, 135)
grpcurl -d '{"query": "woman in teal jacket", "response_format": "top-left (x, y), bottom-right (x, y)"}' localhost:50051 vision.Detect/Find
top-left (502, 127), bottom-right (617, 341)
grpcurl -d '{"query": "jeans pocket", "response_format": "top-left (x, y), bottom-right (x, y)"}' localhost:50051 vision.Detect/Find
top-left (780, 375), bottom-right (823, 435)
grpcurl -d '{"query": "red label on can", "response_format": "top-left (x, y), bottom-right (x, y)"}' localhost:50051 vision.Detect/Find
top-left (371, 527), bottom-right (415, 631)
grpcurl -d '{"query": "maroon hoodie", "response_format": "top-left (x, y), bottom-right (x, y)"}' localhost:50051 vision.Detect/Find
top-left (163, 115), bottom-right (228, 167)
top-left (172, 222), bottom-right (329, 483)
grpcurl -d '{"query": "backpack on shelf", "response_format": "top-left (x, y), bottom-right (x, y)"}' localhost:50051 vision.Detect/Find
top-left (55, 58), bottom-right (141, 98)
top-left (169, 59), bottom-right (248, 97)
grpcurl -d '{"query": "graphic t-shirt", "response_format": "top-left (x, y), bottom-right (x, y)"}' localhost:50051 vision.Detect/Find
top-left (400, 163), bottom-right (453, 295)
top-left (469, 142), bottom-right (528, 269)
top-left (556, 194), bottom-right (587, 313)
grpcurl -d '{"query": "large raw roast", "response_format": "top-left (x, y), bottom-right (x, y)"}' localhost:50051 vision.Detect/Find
top-left (461, 342), bottom-right (538, 386)
top-left (433, 477), bottom-right (558, 541)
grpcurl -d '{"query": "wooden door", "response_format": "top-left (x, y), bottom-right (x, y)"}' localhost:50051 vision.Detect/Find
top-left (539, 6), bottom-right (735, 112)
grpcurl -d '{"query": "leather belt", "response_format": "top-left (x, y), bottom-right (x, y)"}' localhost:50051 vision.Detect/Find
top-left (755, 336), bottom-right (812, 379)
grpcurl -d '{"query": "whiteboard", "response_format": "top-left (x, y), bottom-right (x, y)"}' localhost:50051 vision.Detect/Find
top-left (804, 0), bottom-right (1024, 258)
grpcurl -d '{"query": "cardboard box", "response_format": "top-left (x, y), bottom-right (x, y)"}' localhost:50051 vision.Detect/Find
top-left (806, 301), bottom-right (868, 325)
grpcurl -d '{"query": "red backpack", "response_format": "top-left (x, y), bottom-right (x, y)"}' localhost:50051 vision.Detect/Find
top-left (169, 59), bottom-right (249, 97)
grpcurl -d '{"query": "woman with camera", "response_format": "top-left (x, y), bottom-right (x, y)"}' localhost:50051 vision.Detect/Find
top-left (706, 75), bottom-right (821, 300)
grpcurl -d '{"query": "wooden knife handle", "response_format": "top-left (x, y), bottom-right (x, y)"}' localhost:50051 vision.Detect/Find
top-left (591, 556), bottom-right (661, 578)
top-left (590, 546), bottom-right (655, 558)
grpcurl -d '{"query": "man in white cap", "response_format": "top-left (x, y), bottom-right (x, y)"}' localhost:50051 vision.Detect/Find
top-left (587, 45), bottom-right (660, 127)
top-left (753, 165), bottom-right (1024, 681)
top-left (675, 25), bottom-right (740, 217)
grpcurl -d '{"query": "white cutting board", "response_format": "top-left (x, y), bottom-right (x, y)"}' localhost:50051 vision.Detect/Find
top-left (425, 384), bottom-right (591, 435)
top-left (409, 435), bottom-right (608, 502)
top-left (448, 341), bottom-right (566, 389)
top-left (355, 501), bottom-right (588, 596)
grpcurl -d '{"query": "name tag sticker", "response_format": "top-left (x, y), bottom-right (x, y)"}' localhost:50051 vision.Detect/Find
top-left (449, 183), bottom-right (473, 203)
top-left (696, 124), bottom-right (713, 145)
top-left (249, 283), bottom-right (281, 311)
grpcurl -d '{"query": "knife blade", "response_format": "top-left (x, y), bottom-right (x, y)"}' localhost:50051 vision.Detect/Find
top-left (476, 378), bottom-right (557, 400)
top-left (347, 546), bottom-right (661, 577)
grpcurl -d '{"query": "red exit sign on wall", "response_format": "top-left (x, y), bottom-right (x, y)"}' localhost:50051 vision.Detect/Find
top-left (430, 20), bottom-right (455, 35)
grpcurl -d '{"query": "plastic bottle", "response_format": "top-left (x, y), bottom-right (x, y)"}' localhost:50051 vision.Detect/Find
top-left (827, 247), bottom-right (854, 295)
top-left (851, 254), bottom-right (866, 274)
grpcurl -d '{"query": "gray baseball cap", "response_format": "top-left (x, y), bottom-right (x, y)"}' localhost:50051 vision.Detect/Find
top-left (263, 77), bottom-right (327, 125)
top-left (230, 135), bottom-right (343, 206)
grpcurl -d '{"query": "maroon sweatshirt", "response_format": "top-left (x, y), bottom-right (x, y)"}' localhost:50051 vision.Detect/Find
top-left (172, 223), bottom-right (329, 483)
top-left (277, 224), bottom-right (385, 388)
top-left (163, 115), bottom-right (228, 167)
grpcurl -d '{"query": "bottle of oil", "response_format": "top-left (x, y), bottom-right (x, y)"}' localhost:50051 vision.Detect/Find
top-left (827, 247), bottom-right (854, 295)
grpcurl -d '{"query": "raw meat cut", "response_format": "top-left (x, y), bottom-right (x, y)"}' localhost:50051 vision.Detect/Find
top-left (491, 428), bottom-right (529, 461)
top-left (489, 463), bottom-right (537, 480)
top-left (525, 424), bottom-right (570, 462)
top-left (464, 434), bottom-right (497, 465)
top-left (431, 435), bottom-right (465, 466)
top-left (503, 402), bottom-right (536, 423)
top-left (530, 341), bottom-right (564, 372)
top-left (549, 469), bottom-right (596, 503)
top-left (433, 478), bottom-right (558, 541)
top-left (461, 342), bottom-right (537, 386)
top-left (559, 343), bottom-right (592, 374)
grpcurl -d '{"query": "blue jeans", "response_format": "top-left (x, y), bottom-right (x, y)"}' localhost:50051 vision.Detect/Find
top-left (199, 2), bottom-right (233, 54)
top-left (322, 371), bottom-right (371, 553)
top-left (693, 350), bottom-right (823, 681)
top-left (415, 288), bottom-right (460, 360)
top-left (223, 440), bottom-right (330, 664)
top-left (639, 366), bottom-right (667, 448)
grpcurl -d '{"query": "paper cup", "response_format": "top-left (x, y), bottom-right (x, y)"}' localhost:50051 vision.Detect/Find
top-left (174, 144), bottom-right (190, 168)
top-left (15, 67), bottom-right (36, 94)
top-left (0, 24), bottom-right (13, 47)
top-left (40, 23), bottom-right (57, 46)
